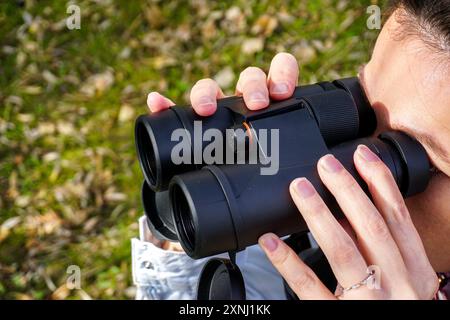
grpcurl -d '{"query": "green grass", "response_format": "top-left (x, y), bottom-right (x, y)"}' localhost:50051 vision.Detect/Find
top-left (0, 0), bottom-right (385, 299)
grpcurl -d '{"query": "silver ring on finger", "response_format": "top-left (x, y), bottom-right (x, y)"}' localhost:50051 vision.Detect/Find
top-left (335, 269), bottom-right (377, 298)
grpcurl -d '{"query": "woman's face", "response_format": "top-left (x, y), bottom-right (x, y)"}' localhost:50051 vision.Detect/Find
top-left (362, 10), bottom-right (450, 272)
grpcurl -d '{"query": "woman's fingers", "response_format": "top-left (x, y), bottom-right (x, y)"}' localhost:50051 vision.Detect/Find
top-left (235, 67), bottom-right (270, 110)
top-left (317, 154), bottom-right (409, 287)
top-left (235, 54), bottom-right (299, 109)
top-left (267, 52), bottom-right (299, 100)
top-left (289, 178), bottom-right (369, 291)
top-left (150, 53), bottom-right (300, 115)
top-left (147, 92), bottom-right (175, 113)
top-left (353, 145), bottom-right (439, 297)
top-left (190, 78), bottom-right (225, 116)
top-left (259, 233), bottom-right (335, 300)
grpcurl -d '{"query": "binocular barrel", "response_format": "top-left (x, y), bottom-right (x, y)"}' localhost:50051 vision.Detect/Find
top-left (135, 78), bottom-right (376, 191)
top-left (135, 77), bottom-right (430, 260)
top-left (141, 182), bottom-right (177, 241)
top-left (169, 132), bottom-right (430, 258)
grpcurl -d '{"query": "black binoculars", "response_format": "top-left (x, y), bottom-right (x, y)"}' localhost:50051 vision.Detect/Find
top-left (135, 77), bottom-right (430, 299)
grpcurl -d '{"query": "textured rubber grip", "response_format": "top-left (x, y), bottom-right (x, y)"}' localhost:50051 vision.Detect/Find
top-left (302, 89), bottom-right (360, 146)
top-left (333, 77), bottom-right (376, 136)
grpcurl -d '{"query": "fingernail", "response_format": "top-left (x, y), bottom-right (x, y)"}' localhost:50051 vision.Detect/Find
top-left (259, 234), bottom-right (278, 252)
top-left (147, 91), bottom-right (157, 103)
top-left (198, 96), bottom-right (215, 109)
top-left (249, 92), bottom-right (267, 103)
top-left (320, 154), bottom-right (343, 173)
top-left (292, 178), bottom-right (315, 198)
top-left (271, 82), bottom-right (289, 94)
top-left (357, 145), bottom-right (379, 162)
top-left (147, 92), bottom-right (159, 111)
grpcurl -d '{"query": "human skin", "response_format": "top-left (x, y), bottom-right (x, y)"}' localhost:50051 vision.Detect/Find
top-left (146, 9), bottom-right (448, 298)
top-left (362, 11), bottom-right (450, 273)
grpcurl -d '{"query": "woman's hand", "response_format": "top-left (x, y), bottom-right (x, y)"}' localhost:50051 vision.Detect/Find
top-left (145, 52), bottom-right (298, 251)
top-left (146, 52), bottom-right (299, 114)
top-left (259, 145), bottom-right (439, 299)
top-left (145, 53), bottom-right (439, 299)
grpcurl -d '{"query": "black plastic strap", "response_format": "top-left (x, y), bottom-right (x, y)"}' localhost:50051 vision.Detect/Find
top-left (203, 165), bottom-right (245, 252)
top-left (228, 251), bottom-right (237, 265)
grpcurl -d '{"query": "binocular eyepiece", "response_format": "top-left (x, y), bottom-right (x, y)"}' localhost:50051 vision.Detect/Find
top-left (135, 77), bottom-right (430, 260)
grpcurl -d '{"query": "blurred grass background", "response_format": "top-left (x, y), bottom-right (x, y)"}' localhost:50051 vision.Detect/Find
top-left (0, 0), bottom-right (385, 299)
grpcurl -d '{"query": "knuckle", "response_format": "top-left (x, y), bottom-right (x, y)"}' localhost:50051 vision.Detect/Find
top-left (403, 288), bottom-right (421, 300)
top-left (389, 200), bottom-right (410, 223)
top-left (365, 213), bottom-right (391, 241)
top-left (378, 164), bottom-right (396, 183)
top-left (339, 172), bottom-right (359, 191)
top-left (331, 241), bottom-right (358, 266)
top-left (428, 277), bottom-right (440, 298)
top-left (273, 66), bottom-right (297, 81)
top-left (290, 270), bottom-right (317, 292)
top-left (240, 66), bottom-right (266, 80)
top-left (306, 198), bottom-right (328, 216)
top-left (397, 282), bottom-right (423, 300)
top-left (274, 52), bottom-right (297, 63)
top-left (364, 161), bottom-right (391, 186)
top-left (271, 53), bottom-right (298, 80)
top-left (271, 245), bottom-right (293, 266)
top-left (194, 78), bottom-right (216, 88)
top-left (273, 52), bottom-right (298, 71)
top-left (421, 273), bottom-right (440, 298)
top-left (411, 292), bottom-right (421, 300)
top-left (242, 79), bottom-right (268, 92)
